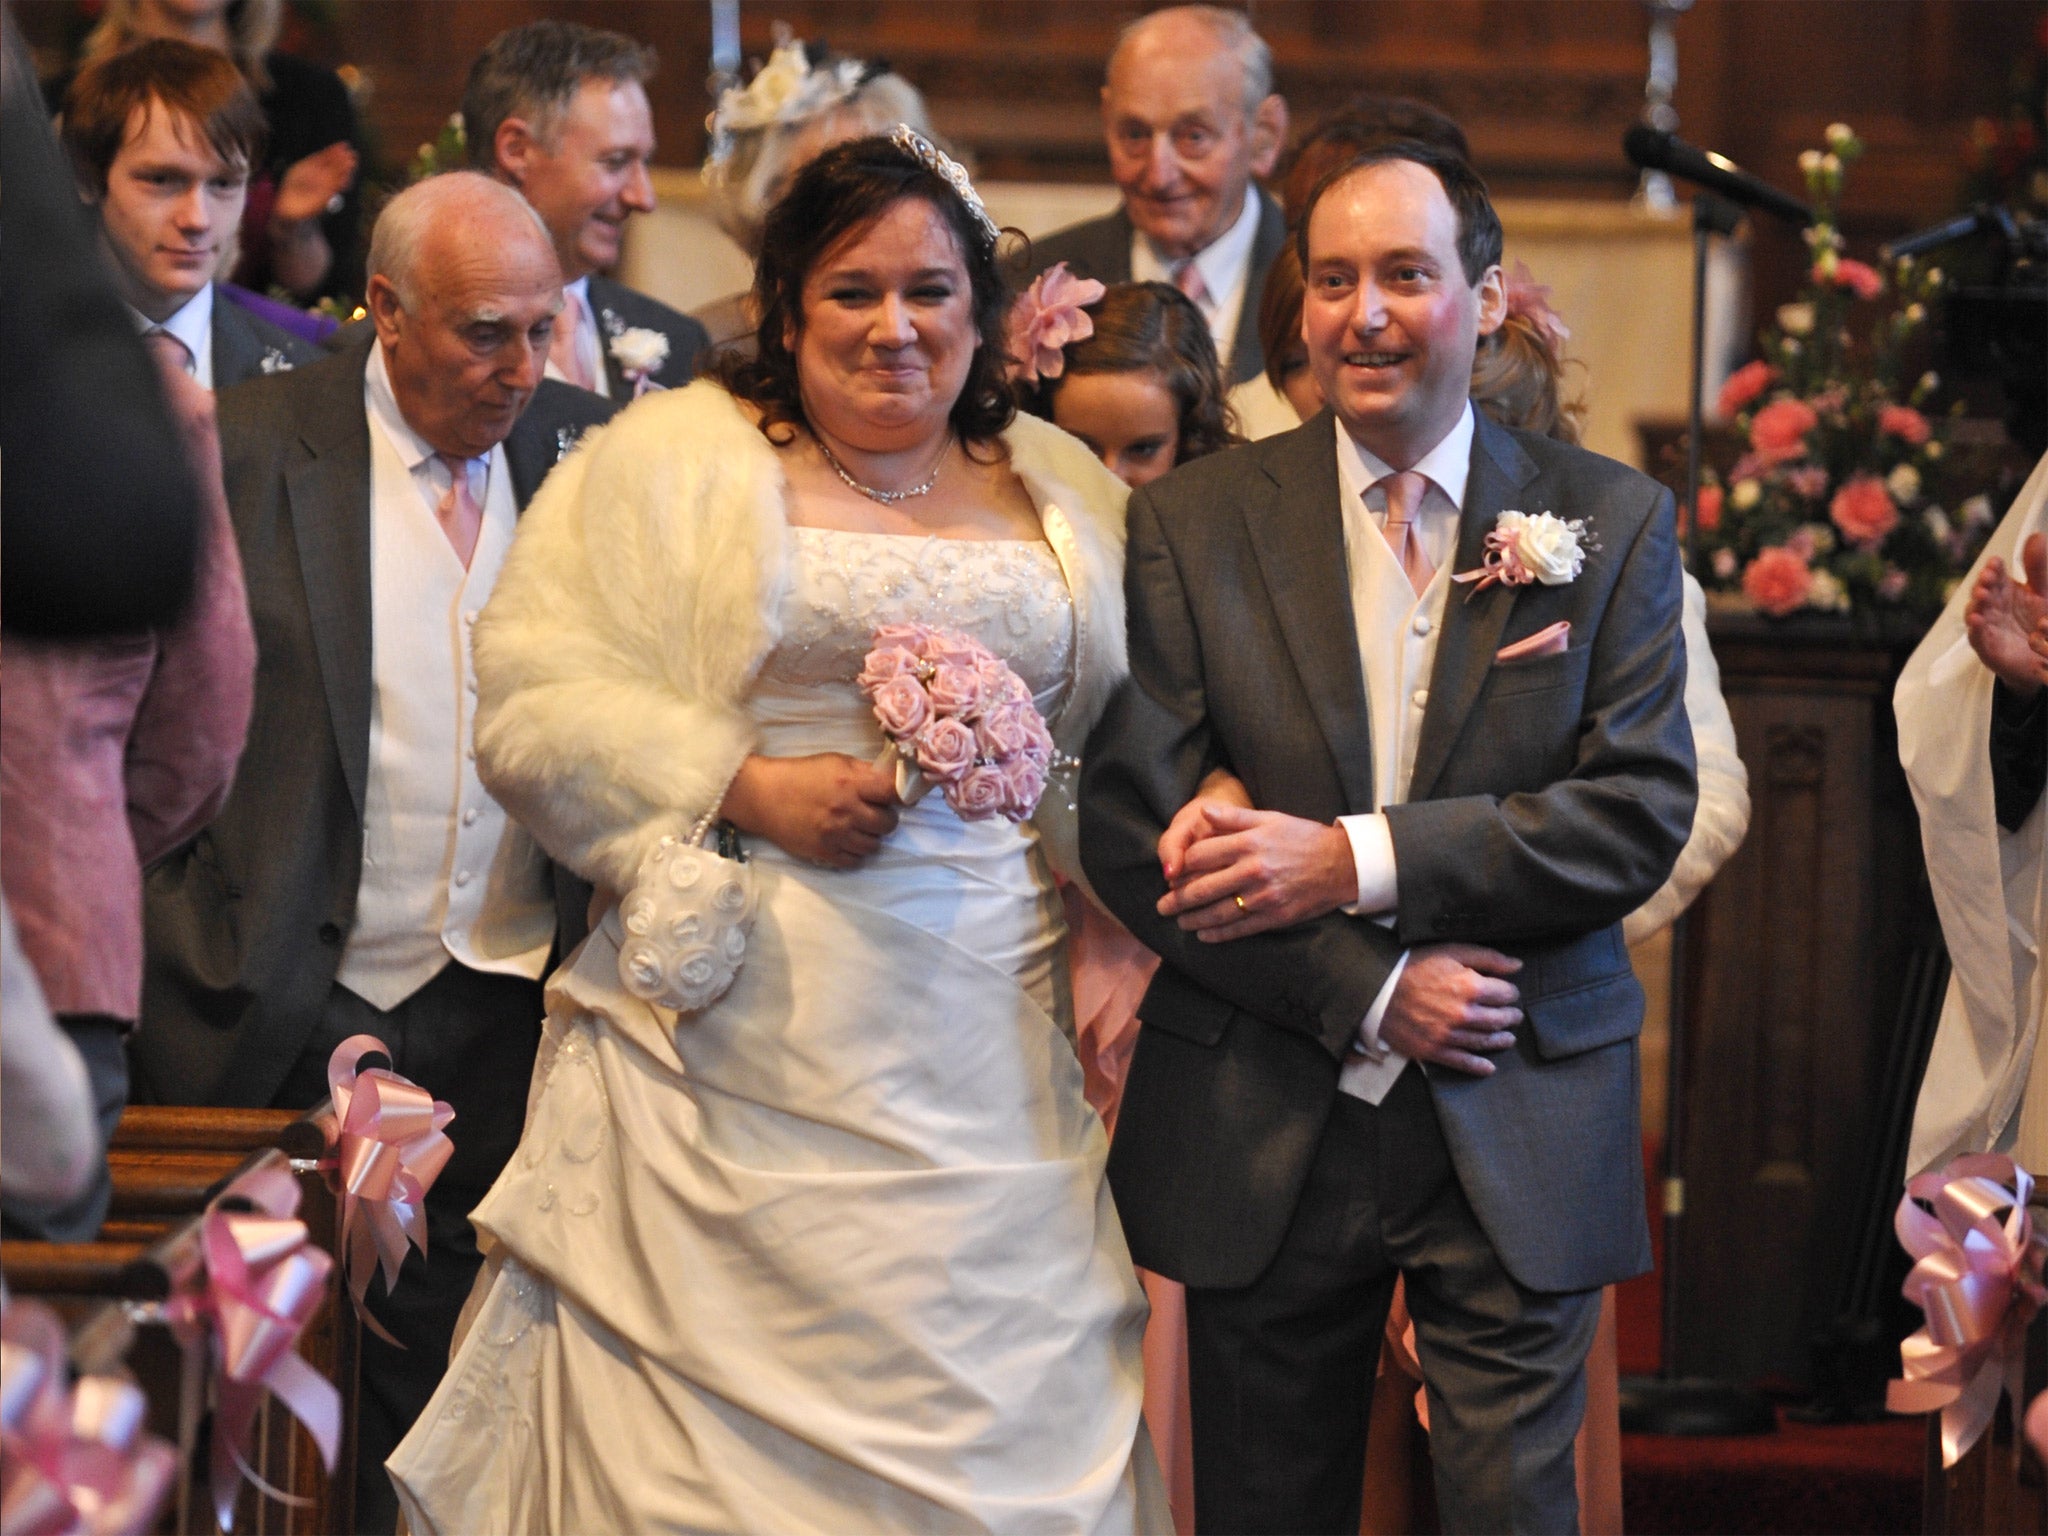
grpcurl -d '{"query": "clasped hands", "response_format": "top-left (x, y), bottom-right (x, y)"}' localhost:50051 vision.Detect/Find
top-left (1155, 775), bottom-right (1522, 1077)
top-left (1966, 531), bottom-right (2048, 697)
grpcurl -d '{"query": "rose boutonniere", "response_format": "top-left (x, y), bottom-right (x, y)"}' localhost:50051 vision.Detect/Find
top-left (604, 319), bottom-right (669, 398)
top-left (1453, 510), bottom-right (1589, 597)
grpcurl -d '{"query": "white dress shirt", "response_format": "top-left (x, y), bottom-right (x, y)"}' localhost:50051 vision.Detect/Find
top-left (542, 274), bottom-right (610, 398)
top-left (1130, 188), bottom-right (1262, 374)
top-left (130, 283), bottom-right (215, 390)
top-left (336, 343), bottom-right (555, 1009)
top-left (1330, 403), bottom-right (1475, 1102)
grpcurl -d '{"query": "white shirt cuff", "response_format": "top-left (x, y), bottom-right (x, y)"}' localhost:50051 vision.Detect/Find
top-left (1354, 949), bottom-right (1410, 1059)
top-left (1338, 813), bottom-right (1398, 916)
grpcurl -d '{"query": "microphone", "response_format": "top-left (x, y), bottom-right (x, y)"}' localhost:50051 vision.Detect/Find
top-left (1623, 125), bottom-right (1812, 226)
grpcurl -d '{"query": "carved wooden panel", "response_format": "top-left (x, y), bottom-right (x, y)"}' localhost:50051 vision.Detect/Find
top-left (1673, 620), bottom-right (1932, 1388)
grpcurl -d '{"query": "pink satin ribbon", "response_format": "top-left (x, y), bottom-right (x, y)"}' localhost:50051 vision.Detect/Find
top-left (1451, 529), bottom-right (1538, 598)
top-left (1888, 1152), bottom-right (2048, 1466)
top-left (319, 1035), bottom-right (455, 1344)
top-left (1, 1300), bottom-right (177, 1536)
top-left (163, 1162), bottom-right (340, 1531)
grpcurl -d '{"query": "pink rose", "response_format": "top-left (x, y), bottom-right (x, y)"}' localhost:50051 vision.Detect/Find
top-left (914, 717), bottom-right (978, 782)
top-left (947, 764), bottom-right (1009, 820)
top-left (1829, 474), bottom-right (1898, 548)
top-left (1749, 398), bottom-right (1818, 465)
top-left (977, 656), bottom-right (1032, 708)
top-left (997, 756), bottom-right (1047, 821)
top-left (1716, 360), bottom-right (1777, 418)
top-left (1020, 710), bottom-right (1055, 760)
top-left (1878, 565), bottom-right (1910, 602)
top-left (857, 646), bottom-right (923, 691)
top-left (976, 700), bottom-right (1036, 759)
top-left (871, 674), bottom-right (932, 739)
top-left (871, 622), bottom-right (934, 657)
top-left (1785, 525), bottom-right (1819, 561)
top-left (927, 662), bottom-right (985, 718)
top-left (1879, 404), bottom-right (1931, 445)
top-left (1816, 257), bottom-right (1883, 300)
top-left (1005, 262), bottom-right (1108, 385)
top-left (1785, 465), bottom-right (1830, 501)
top-left (1693, 484), bottom-right (1723, 532)
top-left (924, 631), bottom-right (992, 673)
top-left (1742, 546), bottom-right (1814, 617)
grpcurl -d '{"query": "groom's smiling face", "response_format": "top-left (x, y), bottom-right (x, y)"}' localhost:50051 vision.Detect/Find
top-left (1303, 159), bottom-right (1504, 467)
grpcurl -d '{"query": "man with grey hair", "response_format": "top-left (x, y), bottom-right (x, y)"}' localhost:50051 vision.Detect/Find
top-left (1032, 4), bottom-right (1289, 384)
top-left (464, 18), bottom-right (708, 398)
top-left (140, 170), bottom-right (617, 1533)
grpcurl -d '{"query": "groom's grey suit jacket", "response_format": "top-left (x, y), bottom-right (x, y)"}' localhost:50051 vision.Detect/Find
top-left (138, 333), bottom-right (617, 1109)
top-left (1080, 408), bottom-right (1697, 1295)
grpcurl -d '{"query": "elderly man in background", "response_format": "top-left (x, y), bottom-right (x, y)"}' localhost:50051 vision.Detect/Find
top-left (140, 171), bottom-right (616, 1532)
top-left (465, 18), bottom-right (708, 398)
top-left (1032, 4), bottom-right (1288, 385)
top-left (60, 38), bottom-right (317, 389)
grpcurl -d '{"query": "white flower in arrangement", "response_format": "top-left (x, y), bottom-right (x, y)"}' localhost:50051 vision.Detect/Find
top-left (1959, 493), bottom-right (1995, 530)
top-left (609, 327), bottom-right (670, 378)
top-left (1776, 302), bottom-right (1815, 337)
top-left (1886, 463), bottom-right (1922, 504)
top-left (1802, 521), bottom-right (1838, 555)
top-left (1712, 548), bottom-right (1738, 580)
top-left (1824, 122), bottom-right (1856, 150)
top-left (1807, 568), bottom-right (1852, 612)
top-left (1924, 506), bottom-right (1954, 543)
top-left (1798, 149), bottom-right (1824, 175)
top-left (1731, 478), bottom-right (1763, 511)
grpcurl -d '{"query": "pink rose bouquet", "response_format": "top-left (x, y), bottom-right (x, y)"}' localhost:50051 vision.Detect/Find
top-left (859, 623), bottom-right (1065, 822)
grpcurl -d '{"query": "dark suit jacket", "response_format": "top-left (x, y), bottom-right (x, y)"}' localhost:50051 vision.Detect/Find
top-left (138, 333), bottom-right (617, 1108)
top-left (1028, 188), bottom-right (1287, 386)
top-left (584, 275), bottom-right (710, 398)
top-left (1080, 409), bottom-right (1697, 1295)
top-left (211, 289), bottom-right (320, 390)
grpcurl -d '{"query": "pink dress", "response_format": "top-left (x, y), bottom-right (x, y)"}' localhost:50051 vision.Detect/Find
top-left (1062, 886), bottom-right (1195, 1536)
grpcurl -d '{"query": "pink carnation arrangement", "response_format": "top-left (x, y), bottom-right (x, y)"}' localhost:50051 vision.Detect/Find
top-left (1005, 263), bottom-right (1107, 386)
top-left (859, 623), bottom-right (1061, 822)
top-left (1687, 122), bottom-right (1995, 621)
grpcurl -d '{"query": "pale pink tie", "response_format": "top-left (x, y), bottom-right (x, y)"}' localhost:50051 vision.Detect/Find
top-left (549, 286), bottom-right (597, 391)
top-left (1378, 471), bottom-right (1435, 598)
top-left (1171, 258), bottom-right (1209, 307)
top-left (434, 454), bottom-right (483, 569)
top-left (143, 328), bottom-right (194, 376)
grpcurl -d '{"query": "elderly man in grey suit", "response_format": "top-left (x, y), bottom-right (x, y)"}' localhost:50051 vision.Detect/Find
top-left (140, 171), bottom-right (615, 1534)
top-left (1080, 141), bottom-right (1697, 1535)
top-left (1031, 5), bottom-right (1288, 386)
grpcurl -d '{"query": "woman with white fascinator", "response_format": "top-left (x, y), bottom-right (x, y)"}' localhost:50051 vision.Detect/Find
top-left (694, 28), bottom-right (939, 357)
top-left (388, 128), bottom-right (1166, 1534)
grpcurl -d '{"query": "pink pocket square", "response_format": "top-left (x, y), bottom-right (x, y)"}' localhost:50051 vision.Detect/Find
top-left (1495, 621), bottom-right (1571, 663)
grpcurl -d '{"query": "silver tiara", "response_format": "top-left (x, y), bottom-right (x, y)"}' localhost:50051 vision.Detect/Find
top-left (889, 124), bottom-right (1000, 247)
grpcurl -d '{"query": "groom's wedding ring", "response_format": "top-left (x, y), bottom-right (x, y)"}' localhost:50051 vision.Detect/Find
top-left (1234, 895), bottom-right (1247, 912)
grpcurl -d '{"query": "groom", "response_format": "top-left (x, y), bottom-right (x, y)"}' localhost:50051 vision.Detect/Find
top-left (1080, 141), bottom-right (1697, 1535)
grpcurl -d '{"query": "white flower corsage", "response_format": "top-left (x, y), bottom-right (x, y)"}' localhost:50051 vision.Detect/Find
top-left (1453, 510), bottom-right (1590, 596)
top-left (606, 324), bottom-right (670, 398)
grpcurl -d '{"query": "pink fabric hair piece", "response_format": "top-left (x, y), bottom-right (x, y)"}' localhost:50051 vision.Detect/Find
top-left (1006, 262), bottom-right (1107, 385)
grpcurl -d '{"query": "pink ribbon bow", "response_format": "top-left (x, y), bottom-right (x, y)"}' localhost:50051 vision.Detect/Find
top-left (2, 1301), bottom-right (178, 1536)
top-left (162, 1163), bottom-right (340, 1531)
top-left (1887, 1152), bottom-right (2048, 1466)
top-left (319, 1035), bottom-right (454, 1343)
top-left (1451, 528), bottom-right (1539, 597)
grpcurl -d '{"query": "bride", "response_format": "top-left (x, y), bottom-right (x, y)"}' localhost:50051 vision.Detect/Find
top-left (388, 129), bottom-right (1166, 1533)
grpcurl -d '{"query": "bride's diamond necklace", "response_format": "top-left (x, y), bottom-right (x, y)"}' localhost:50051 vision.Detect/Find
top-left (817, 433), bottom-right (951, 505)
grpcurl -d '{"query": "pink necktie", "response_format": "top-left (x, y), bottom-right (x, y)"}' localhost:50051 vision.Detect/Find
top-left (434, 454), bottom-right (483, 569)
top-left (1172, 258), bottom-right (1209, 307)
top-left (549, 286), bottom-right (597, 391)
top-left (1378, 471), bottom-right (1435, 598)
top-left (143, 328), bottom-right (194, 376)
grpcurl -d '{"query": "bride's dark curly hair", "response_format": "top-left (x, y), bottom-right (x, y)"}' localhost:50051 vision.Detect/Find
top-left (717, 134), bottom-right (1020, 450)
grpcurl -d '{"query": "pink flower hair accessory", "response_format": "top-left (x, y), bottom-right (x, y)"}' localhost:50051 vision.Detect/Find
top-left (858, 624), bottom-right (1072, 822)
top-left (1502, 261), bottom-right (1570, 353)
top-left (1005, 262), bottom-right (1106, 386)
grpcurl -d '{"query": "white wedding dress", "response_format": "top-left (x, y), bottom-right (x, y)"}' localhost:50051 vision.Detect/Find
top-left (389, 527), bottom-right (1165, 1534)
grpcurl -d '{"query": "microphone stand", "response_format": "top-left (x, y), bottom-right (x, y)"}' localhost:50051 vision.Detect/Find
top-left (1618, 190), bottom-right (1777, 1438)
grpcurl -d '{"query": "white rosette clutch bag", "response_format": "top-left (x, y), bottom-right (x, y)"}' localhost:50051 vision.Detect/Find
top-left (615, 813), bottom-right (757, 1014)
